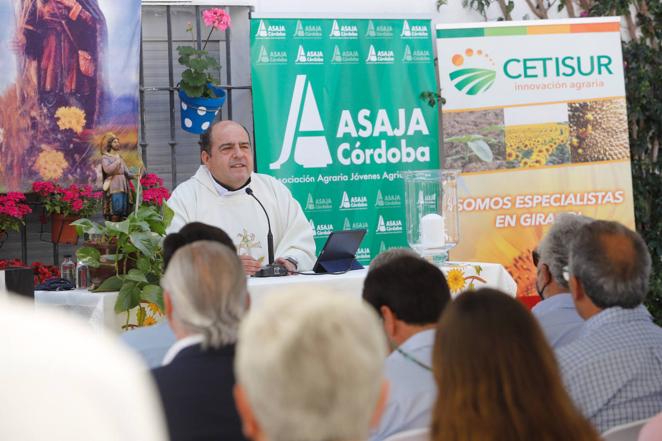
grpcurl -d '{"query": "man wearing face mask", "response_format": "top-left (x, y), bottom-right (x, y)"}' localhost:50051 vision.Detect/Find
top-left (362, 254), bottom-right (451, 441)
top-left (166, 120), bottom-right (316, 276)
top-left (531, 213), bottom-right (592, 349)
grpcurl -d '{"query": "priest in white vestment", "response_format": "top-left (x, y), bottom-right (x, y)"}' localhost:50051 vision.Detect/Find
top-left (166, 120), bottom-right (316, 275)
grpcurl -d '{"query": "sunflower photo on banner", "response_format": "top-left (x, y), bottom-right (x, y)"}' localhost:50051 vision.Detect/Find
top-left (0, 0), bottom-right (142, 192)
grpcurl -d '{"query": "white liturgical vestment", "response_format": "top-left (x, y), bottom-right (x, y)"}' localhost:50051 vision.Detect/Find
top-left (166, 166), bottom-right (316, 270)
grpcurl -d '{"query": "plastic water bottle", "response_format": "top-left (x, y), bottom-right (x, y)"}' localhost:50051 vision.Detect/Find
top-left (76, 261), bottom-right (90, 289)
top-left (60, 255), bottom-right (76, 285)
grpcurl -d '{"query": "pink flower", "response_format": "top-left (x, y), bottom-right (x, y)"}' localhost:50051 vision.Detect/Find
top-left (32, 181), bottom-right (57, 196)
top-left (6, 192), bottom-right (25, 202)
top-left (80, 185), bottom-right (93, 197)
top-left (72, 199), bottom-right (84, 213)
top-left (142, 187), bottom-right (170, 207)
top-left (62, 189), bottom-right (77, 202)
top-left (202, 8), bottom-right (231, 31)
top-left (0, 192), bottom-right (31, 221)
top-left (140, 173), bottom-right (164, 188)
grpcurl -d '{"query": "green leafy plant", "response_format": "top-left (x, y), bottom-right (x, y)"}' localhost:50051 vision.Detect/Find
top-left (420, 91), bottom-right (446, 108)
top-left (73, 200), bottom-right (174, 329)
top-left (177, 8), bottom-right (230, 98)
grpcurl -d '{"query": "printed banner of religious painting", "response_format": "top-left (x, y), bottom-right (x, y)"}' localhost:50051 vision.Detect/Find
top-left (436, 17), bottom-right (635, 297)
top-left (250, 18), bottom-right (440, 264)
top-left (0, 0), bottom-right (141, 192)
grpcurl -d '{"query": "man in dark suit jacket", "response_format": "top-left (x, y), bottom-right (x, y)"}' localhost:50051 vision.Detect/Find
top-left (153, 239), bottom-right (248, 441)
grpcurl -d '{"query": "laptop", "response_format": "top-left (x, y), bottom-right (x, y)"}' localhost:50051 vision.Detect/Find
top-left (312, 229), bottom-right (367, 273)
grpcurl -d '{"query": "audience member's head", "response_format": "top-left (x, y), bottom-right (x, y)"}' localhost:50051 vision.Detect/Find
top-left (431, 288), bottom-right (598, 441)
top-left (363, 255), bottom-right (450, 347)
top-left (161, 240), bottom-right (247, 349)
top-left (234, 289), bottom-right (388, 441)
top-left (163, 221), bottom-right (236, 269)
top-left (369, 247), bottom-right (420, 271)
top-left (569, 220), bottom-right (651, 318)
top-left (0, 295), bottom-right (168, 441)
top-left (535, 213), bottom-right (593, 298)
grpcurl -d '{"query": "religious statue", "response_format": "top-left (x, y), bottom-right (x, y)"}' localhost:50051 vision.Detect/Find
top-left (100, 133), bottom-right (134, 221)
top-left (20, 0), bottom-right (107, 128)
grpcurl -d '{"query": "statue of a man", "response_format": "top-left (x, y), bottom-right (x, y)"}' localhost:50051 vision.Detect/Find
top-left (100, 132), bottom-right (134, 221)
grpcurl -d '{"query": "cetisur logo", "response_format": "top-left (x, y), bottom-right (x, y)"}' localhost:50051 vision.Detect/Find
top-left (448, 48), bottom-right (496, 96)
top-left (270, 75), bottom-right (332, 170)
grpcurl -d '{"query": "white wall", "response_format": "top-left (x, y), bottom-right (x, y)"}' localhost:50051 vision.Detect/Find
top-left (252, 0), bottom-right (560, 24)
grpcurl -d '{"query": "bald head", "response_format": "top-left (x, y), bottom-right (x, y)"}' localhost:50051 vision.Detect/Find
top-left (569, 220), bottom-right (651, 309)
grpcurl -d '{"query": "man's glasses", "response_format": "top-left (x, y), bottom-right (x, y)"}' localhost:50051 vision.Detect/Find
top-left (532, 250), bottom-right (540, 267)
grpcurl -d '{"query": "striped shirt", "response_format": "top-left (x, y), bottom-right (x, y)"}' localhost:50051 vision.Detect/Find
top-left (557, 305), bottom-right (662, 434)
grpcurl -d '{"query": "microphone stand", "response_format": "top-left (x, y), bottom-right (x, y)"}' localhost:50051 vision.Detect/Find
top-left (245, 188), bottom-right (288, 277)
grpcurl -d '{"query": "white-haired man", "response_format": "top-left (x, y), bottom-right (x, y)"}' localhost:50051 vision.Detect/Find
top-left (234, 289), bottom-right (389, 441)
top-left (153, 241), bottom-right (248, 441)
top-left (558, 220), bottom-right (662, 434)
top-left (532, 213), bottom-right (592, 348)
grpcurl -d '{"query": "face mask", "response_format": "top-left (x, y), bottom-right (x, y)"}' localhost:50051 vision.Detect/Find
top-left (535, 267), bottom-right (550, 300)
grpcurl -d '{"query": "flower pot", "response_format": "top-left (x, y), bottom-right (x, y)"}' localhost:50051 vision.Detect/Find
top-left (51, 214), bottom-right (79, 244)
top-left (178, 84), bottom-right (227, 134)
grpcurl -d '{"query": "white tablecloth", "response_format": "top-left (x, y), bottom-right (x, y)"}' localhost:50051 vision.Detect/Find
top-left (35, 262), bottom-right (516, 333)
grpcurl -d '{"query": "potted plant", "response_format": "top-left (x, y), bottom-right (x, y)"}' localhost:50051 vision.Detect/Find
top-left (73, 174), bottom-right (173, 329)
top-left (0, 192), bottom-right (32, 244)
top-left (177, 8), bottom-right (230, 134)
top-left (32, 181), bottom-right (103, 244)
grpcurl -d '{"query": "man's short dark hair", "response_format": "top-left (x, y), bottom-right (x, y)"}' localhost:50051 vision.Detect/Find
top-left (362, 255), bottom-right (451, 325)
top-left (163, 222), bottom-right (236, 269)
top-left (199, 120), bottom-right (252, 155)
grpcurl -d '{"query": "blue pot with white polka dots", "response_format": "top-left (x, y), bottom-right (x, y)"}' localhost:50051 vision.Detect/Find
top-left (178, 84), bottom-right (227, 134)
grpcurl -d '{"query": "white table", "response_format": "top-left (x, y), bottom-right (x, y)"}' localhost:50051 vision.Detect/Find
top-left (35, 262), bottom-right (516, 333)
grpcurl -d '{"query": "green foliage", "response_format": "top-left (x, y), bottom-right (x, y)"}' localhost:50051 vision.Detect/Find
top-left (420, 91), bottom-right (446, 108)
top-left (177, 45), bottom-right (221, 98)
top-left (73, 204), bottom-right (169, 325)
top-left (618, 4), bottom-right (662, 324)
top-left (467, 139), bottom-right (494, 161)
top-left (462, 0), bottom-right (494, 18)
top-left (445, 134), bottom-right (496, 162)
top-left (75, 246), bottom-right (101, 268)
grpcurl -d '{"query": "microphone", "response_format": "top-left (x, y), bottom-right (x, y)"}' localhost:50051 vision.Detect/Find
top-left (245, 187), bottom-right (274, 264)
top-left (245, 188), bottom-right (287, 277)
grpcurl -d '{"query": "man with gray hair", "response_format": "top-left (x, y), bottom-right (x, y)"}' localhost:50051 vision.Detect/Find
top-left (532, 213), bottom-right (592, 348)
top-left (233, 289), bottom-right (389, 441)
top-left (557, 220), bottom-right (662, 434)
top-left (153, 240), bottom-right (248, 441)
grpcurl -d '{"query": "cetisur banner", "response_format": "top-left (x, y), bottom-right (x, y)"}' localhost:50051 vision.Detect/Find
top-left (436, 17), bottom-right (635, 297)
top-left (251, 18), bottom-right (440, 263)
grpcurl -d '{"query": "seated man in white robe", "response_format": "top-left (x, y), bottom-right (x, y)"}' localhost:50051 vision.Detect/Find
top-left (166, 120), bottom-right (316, 275)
